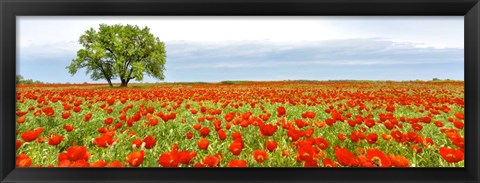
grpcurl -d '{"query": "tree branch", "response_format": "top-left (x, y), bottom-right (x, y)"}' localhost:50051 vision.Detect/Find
top-left (105, 48), bottom-right (117, 62)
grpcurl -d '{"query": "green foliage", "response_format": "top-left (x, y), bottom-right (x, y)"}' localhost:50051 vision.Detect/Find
top-left (431, 78), bottom-right (458, 82)
top-left (219, 80), bottom-right (253, 84)
top-left (16, 75), bottom-right (24, 83)
top-left (16, 75), bottom-right (44, 84)
top-left (67, 24), bottom-right (166, 87)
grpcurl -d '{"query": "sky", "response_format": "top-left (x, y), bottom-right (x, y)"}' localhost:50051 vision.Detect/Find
top-left (17, 16), bottom-right (464, 83)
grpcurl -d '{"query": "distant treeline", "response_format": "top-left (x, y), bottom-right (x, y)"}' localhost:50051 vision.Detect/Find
top-left (274, 79), bottom-right (462, 82)
top-left (14, 76), bottom-right (462, 85)
top-left (143, 79), bottom-right (463, 85)
top-left (16, 75), bottom-right (44, 84)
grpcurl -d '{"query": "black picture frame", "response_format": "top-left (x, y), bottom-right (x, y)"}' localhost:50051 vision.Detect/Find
top-left (1, 0), bottom-right (479, 183)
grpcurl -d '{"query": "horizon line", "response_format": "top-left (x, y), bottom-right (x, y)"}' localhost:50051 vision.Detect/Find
top-left (16, 79), bottom-right (465, 84)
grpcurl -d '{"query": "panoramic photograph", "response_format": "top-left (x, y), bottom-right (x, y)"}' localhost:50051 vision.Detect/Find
top-left (15, 16), bottom-right (464, 167)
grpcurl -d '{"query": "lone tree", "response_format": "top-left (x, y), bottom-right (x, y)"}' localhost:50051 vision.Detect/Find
top-left (67, 24), bottom-right (166, 87)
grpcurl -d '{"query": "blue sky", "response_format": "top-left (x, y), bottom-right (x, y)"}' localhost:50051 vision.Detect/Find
top-left (17, 16), bottom-right (464, 83)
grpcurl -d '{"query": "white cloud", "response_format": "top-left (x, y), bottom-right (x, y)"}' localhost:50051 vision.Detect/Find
top-left (165, 38), bottom-right (462, 69)
top-left (17, 16), bottom-right (463, 50)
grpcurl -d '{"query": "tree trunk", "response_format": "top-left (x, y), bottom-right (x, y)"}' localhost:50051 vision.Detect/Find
top-left (120, 79), bottom-right (128, 87)
top-left (106, 79), bottom-right (113, 87)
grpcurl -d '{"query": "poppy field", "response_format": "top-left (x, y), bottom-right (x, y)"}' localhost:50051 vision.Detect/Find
top-left (15, 81), bottom-right (465, 168)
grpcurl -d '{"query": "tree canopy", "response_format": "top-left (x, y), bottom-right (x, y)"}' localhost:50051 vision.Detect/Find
top-left (67, 24), bottom-right (166, 87)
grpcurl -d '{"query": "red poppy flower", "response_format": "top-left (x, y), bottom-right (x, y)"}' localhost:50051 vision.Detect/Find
top-left (412, 123), bottom-right (423, 131)
top-left (21, 127), bottom-right (44, 142)
top-left (294, 119), bottom-right (307, 128)
top-left (190, 109), bottom-right (198, 115)
top-left (213, 120), bottom-right (222, 131)
top-left (168, 113), bottom-right (177, 120)
top-left (177, 150), bottom-right (196, 165)
top-left (410, 145), bottom-right (423, 153)
top-left (406, 132), bottom-right (418, 142)
top-left (107, 161), bottom-right (123, 167)
top-left (265, 141), bottom-right (278, 152)
top-left (83, 113), bottom-right (92, 122)
top-left (382, 134), bottom-right (392, 141)
top-left (355, 155), bottom-right (373, 167)
top-left (198, 139), bottom-right (209, 150)
top-left (366, 133), bottom-right (378, 144)
top-left (66, 146), bottom-right (89, 162)
top-left (224, 112), bottom-right (235, 122)
top-left (94, 132), bottom-right (116, 148)
top-left (259, 124), bottom-right (277, 136)
top-left (424, 137), bottom-right (435, 146)
top-left (350, 131), bottom-right (359, 143)
top-left (338, 133), bottom-right (346, 141)
top-left (304, 159), bottom-right (318, 167)
top-left (200, 127), bottom-right (210, 137)
top-left (148, 118), bottom-right (159, 126)
top-left (33, 110), bottom-right (42, 116)
top-left (232, 132), bottom-right (242, 140)
top-left (186, 132), bottom-right (194, 139)
top-left (193, 124), bottom-right (202, 130)
top-left (97, 127), bottom-right (107, 133)
top-left (202, 155), bottom-right (219, 167)
top-left (390, 130), bottom-right (405, 142)
top-left (48, 135), bottom-right (63, 146)
top-left (16, 140), bottom-right (23, 150)
top-left (16, 111), bottom-right (28, 117)
top-left (17, 116), bottom-right (26, 123)
top-left (42, 107), bottom-right (55, 117)
top-left (282, 149), bottom-right (290, 157)
top-left (335, 147), bottom-right (355, 167)
top-left (454, 113), bottom-right (464, 120)
top-left (434, 121), bottom-right (445, 127)
top-left (304, 111), bottom-right (316, 119)
top-left (314, 137), bottom-right (329, 150)
top-left (287, 128), bottom-right (303, 142)
top-left (218, 129), bottom-right (227, 140)
top-left (193, 163), bottom-right (206, 167)
top-left (446, 132), bottom-right (464, 148)
top-left (143, 135), bottom-right (156, 149)
top-left (366, 148), bottom-right (391, 167)
top-left (63, 124), bottom-right (74, 132)
top-left (58, 159), bottom-right (72, 167)
top-left (277, 106), bottom-right (286, 117)
top-left (348, 119), bottom-right (357, 127)
top-left (146, 107), bottom-right (155, 113)
top-left (131, 138), bottom-right (142, 148)
top-left (91, 160), bottom-right (108, 167)
top-left (126, 150), bottom-right (145, 167)
top-left (71, 159), bottom-right (90, 167)
top-left (158, 152), bottom-right (179, 167)
top-left (61, 111), bottom-right (71, 119)
top-left (253, 150), bottom-right (267, 163)
top-left (454, 121), bottom-right (464, 129)
top-left (389, 154), bottom-right (410, 167)
top-left (227, 159), bottom-right (248, 167)
top-left (229, 141), bottom-right (244, 155)
top-left (386, 104), bottom-right (395, 112)
top-left (323, 158), bottom-right (338, 167)
top-left (439, 147), bottom-right (464, 163)
top-left (73, 106), bottom-right (81, 113)
top-left (104, 117), bottom-right (114, 125)
top-left (16, 154), bottom-right (32, 167)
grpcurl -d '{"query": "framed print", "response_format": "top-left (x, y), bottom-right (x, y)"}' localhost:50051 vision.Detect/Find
top-left (1, 0), bottom-right (479, 183)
